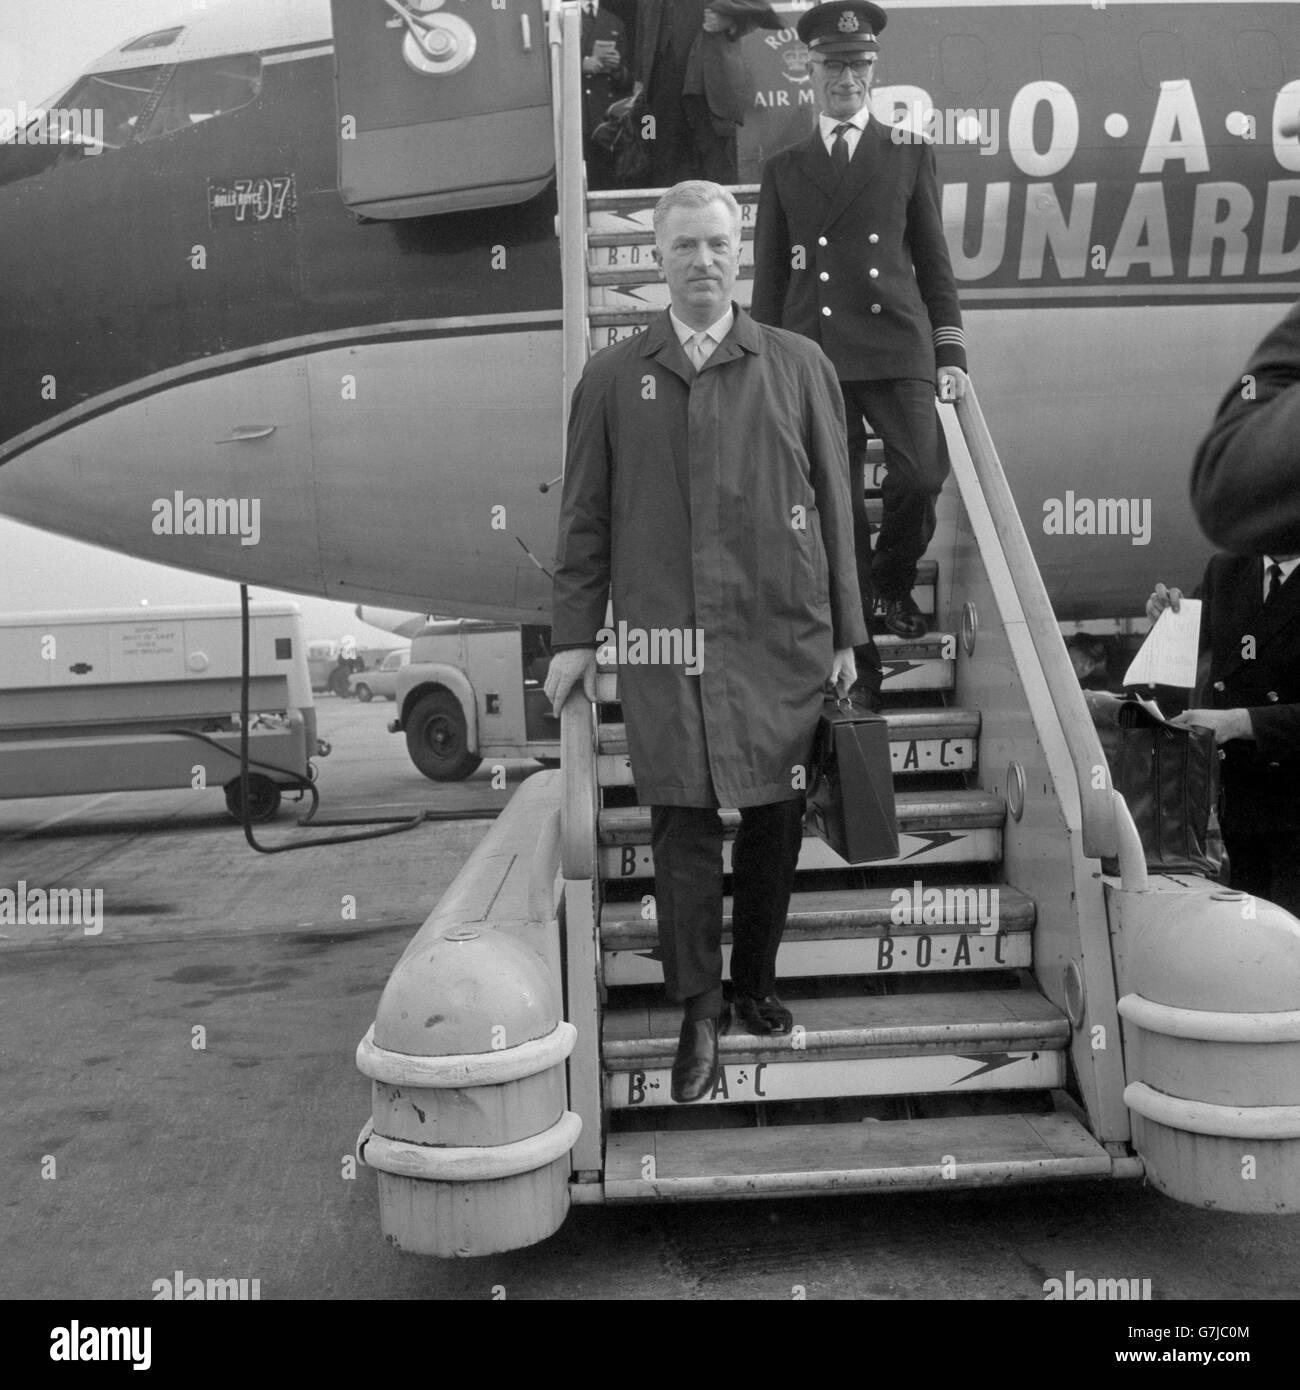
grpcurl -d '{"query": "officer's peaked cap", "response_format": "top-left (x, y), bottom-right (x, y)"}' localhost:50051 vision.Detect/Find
top-left (797, 2), bottom-right (888, 54)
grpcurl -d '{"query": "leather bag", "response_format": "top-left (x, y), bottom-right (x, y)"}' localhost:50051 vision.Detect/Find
top-left (805, 697), bottom-right (899, 864)
top-left (1086, 691), bottom-right (1221, 875)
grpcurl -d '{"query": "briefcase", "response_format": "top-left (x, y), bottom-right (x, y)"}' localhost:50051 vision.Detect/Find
top-left (805, 697), bottom-right (899, 864)
top-left (1085, 691), bottom-right (1221, 876)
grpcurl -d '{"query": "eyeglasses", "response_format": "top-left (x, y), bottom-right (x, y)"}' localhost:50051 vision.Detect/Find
top-left (810, 58), bottom-right (877, 77)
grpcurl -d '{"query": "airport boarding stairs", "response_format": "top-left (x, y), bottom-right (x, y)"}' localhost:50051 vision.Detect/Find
top-left (551, 187), bottom-right (1134, 1202)
top-left (355, 11), bottom-right (1300, 1256)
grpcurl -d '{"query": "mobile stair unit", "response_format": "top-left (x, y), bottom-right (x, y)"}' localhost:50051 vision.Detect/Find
top-left (355, 3), bottom-right (1300, 1256)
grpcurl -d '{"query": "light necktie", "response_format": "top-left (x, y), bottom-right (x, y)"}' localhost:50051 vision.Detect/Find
top-left (1266, 562), bottom-right (1284, 604)
top-left (687, 332), bottom-right (711, 370)
top-left (831, 122), bottom-right (853, 175)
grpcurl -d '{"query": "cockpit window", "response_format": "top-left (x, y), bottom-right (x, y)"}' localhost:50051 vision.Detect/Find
top-left (58, 65), bottom-right (168, 150)
top-left (0, 53), bottom-right (264, 185)
top-left (141, 55), bottom-right (262, 141)
top-left (121, 27), bottom-right (185, 53)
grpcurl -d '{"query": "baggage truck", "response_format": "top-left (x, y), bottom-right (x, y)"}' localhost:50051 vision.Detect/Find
top-left (388, 621), bottom-right (560, 780)
top-left (0, 602), bottom-right (324, 821)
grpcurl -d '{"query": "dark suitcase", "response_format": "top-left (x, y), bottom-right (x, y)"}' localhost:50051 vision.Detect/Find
top-left (805, 697), bottom-right (899, 864)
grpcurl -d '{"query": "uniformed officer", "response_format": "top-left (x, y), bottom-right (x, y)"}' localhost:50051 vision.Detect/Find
top-left (578, 1), bottom-right (631, 191)
top-left (751, 1), bottom-right (969, 659)
top-left (1147, 561), bottom-right (1300, 916)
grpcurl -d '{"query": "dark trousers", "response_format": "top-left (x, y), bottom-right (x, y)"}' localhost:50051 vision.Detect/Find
top-left (584, 134), bottom-right (618, 191)
top-left (683, 95), bottom-right (738, 184)
top-left (841, 378), bottom-right (949, 604)
top-left (1224, 828), bottom-right (1300, 918)
top-left (646, 52), bottom-right (695, 184)
top-left (650, 798), bottom-right (806, 1020)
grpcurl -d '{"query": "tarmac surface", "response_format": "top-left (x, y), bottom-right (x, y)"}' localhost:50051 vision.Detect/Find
top-left (2, 698), bottom-right (1299, 1305)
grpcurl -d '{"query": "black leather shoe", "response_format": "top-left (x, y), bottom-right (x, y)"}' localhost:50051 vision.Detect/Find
top-left (882, 595), bottom-right (927, 640)
top-left (670, 1015), bottom-right (721, 1103)
top-left (731, 990), bottom-right (794, 1035)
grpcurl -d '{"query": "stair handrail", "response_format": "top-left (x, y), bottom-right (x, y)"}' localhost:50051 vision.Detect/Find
top-left (548, 0), bottom-right (590, 448)
top-left (560, 693), bottom-right (598, 880)
top-left (951, 385), bottom-right (1121, 867)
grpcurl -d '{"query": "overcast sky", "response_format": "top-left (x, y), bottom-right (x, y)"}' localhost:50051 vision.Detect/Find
top-left (0, 0), bottom-right (405, 645)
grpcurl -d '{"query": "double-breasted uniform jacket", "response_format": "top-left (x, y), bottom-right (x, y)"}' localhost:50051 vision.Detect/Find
top-left (750, 119), bottom-right (967, 383)
top-left (1197, 553), bottom-right (1300, 834)
top-left (552, 306), bottom-right (868, 808)
top-left (580, 5), bottom-right (630, 136)
top-left (1192, 296), bottom-right (1300, 557)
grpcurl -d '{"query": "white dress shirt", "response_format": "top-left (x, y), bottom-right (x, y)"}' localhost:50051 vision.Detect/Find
top-left (819, 108), bottom-right (871, 161)
top-left (1263, 555), bottom-right (1300, 603)
top-left (669, 306), bottom-right (734, 369)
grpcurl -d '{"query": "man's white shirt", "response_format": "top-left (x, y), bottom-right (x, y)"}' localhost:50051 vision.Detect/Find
top-left (669, 306), bottom-right (734, 368)
top-left (819, 108), bottom-right (870, 160)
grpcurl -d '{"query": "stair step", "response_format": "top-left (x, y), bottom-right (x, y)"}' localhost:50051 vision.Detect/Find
top-left (596, 702), bottom-right (975, 787)
top-left (603, 1112), bottom-right (1113, 1200)
top-left (586, 186), bottom-right (759, 234)
top-left (598, 790), bottom-right (1004, 880)
top-left (595, 632), bottom-right (954, 703)
top-left (590, 275), bottom-right (755, 322)
top-left (599, 883), bottom-right (1030, 985)
top-left (590, 273), bottom-right (756, 311)
top-left (590, 244), bottom-right (755, 277)
top-left (603, 989), bottom-right (1067, 1107)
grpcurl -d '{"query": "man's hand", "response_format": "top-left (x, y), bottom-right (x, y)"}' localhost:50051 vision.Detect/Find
top-left (830, 647), bottom-right (857, 697)
top-left (1145, 582), bottom-right (1183, 624)
top-left (545, 648), bottom-right (598, 716)
top-left (1169, 707), bottom-right (1253, 744)
top-left (937, 366), bottom-right (969, 402)
top-left (702, 7), bottom-right (734, 33)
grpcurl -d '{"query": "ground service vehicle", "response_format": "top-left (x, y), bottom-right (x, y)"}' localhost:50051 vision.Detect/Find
top-left (350, 647), bottom-right (409, 702)
top-left (388, 622), bottom-right (559, 781)
top-left (351, 6), bottom-right (1300, 1257)
top-left (0, 602), bottom-right (322, 822)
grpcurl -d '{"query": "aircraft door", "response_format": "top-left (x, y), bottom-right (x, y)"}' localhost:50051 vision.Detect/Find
top-left (330, 0), bottom-right (553, 218)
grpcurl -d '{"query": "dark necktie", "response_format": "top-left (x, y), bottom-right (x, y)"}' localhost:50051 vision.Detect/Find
top-left (1267, 562), bottom-right (1284, 603)
top-left (831, 122), bottom-right (853, 175)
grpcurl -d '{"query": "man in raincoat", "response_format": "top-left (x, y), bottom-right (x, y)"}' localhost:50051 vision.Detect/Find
top-left (546, 181), bottom-right (866, 1102)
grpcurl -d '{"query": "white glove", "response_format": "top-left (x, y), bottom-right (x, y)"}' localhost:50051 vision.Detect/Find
top-left (545, 648), bottom-right (599, 716)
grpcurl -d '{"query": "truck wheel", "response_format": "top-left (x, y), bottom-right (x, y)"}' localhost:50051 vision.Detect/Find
top-left (329, 667), bottom-right (352, 698)
top-left (354, 682), bottom-right (374, 702)
top-left (405, 691), bottom-right (482, 781)
top-left (224, 775), bottom-right (282, 823)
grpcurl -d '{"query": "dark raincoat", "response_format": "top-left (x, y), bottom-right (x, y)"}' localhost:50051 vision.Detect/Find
top-left (552, 305), bottom-right (866, 808)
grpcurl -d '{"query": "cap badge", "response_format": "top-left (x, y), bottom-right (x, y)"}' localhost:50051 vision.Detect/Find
top-left (838, 10), bottom-right (861, 32)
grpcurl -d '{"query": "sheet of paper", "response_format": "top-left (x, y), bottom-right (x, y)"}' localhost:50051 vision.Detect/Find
top-left (1122, 601), bottom-right (1202, 689)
